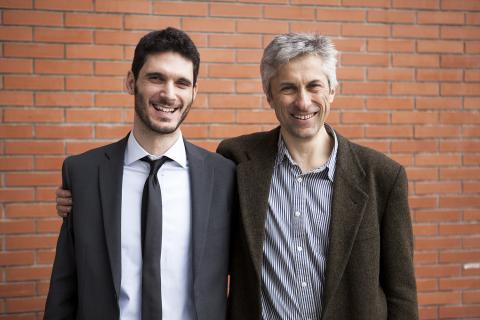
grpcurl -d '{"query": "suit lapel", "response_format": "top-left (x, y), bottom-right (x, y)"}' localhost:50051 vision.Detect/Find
top-left (184, 141), bottom-right (214, 284)
top-left (236, 128), bottom-right (279, 276)
top-left (99, 135), bottom-right (128, 298)
top-left (322, 134), bottom-right (369, 316)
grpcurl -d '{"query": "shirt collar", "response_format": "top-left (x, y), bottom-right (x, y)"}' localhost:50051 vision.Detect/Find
top-left (124, 131), bottom-right (188, 168)
top-left (275, 123), bottom-right (338, 181)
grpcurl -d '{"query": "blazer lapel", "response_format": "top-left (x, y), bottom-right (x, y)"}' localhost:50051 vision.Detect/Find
top-left (184, 141), bottom-right (214, 284)
top-left (322, 134), bottom-right (369, 316)
top-left (236, 128), bottom-right (279, 276)
top-left (99, 134), bottom-right (128, 298)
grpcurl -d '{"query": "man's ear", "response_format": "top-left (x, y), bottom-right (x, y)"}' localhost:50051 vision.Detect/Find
top-left (328, 87), bottom-right (336, 104)
top-left (126, 71), bottom-right (135, 95)
top-left (192, 83), bottom-right (198, 101)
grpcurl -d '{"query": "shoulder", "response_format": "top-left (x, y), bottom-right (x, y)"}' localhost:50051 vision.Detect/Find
top-left (185, 140), bottom-right (236, 172)
top-left (64, 138), bottom-right (125, 168)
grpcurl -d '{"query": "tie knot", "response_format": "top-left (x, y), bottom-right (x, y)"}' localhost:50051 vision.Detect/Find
top-left (141, 156), bottom-right (169, 177)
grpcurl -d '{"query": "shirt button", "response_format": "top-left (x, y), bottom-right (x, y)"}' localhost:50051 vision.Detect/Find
top-left (294, 211), bottom-right (301, 217)
top-left (297, 246), bottom-right (303, 252)
top-left (297, 176), bottom-right (303, 182)
top-left (301, 281), bottom-right (307, 287)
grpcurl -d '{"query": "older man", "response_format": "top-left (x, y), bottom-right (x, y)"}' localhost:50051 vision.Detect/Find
top-left (56, 32), bottom-right (418, 320)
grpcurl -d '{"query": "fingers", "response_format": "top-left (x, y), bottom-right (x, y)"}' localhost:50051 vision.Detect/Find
top-left (55, 185), bottom-right (72, 218)
top-left (56, 186), bottom-right (72, 198)
top-left (56, 205), bottom-right (71, 217)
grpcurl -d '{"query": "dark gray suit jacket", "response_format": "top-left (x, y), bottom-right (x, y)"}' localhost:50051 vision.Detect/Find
top-left (45, 134), bottom-right (236, 320)
top-left (217, 127), bottom-right (418, 320)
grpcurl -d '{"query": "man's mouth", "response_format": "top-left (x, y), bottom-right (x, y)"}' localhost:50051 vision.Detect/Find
top-left (152, 103), bottom-right (176, 113)
top-left (292, 112), bottom-right (316, 120)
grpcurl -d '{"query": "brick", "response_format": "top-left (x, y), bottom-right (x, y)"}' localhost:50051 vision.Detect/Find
top-left (409, 196), bottom-right (436, 209)
top-left (416, 278), bottom-right (438, 291)
top-left (4, 108), bottom-right (64, 123)
top-left (413, 223), bottom-right (438, 236)
top-left (7, 234), bottom-right (58, 250)
top-left (417, 11), bottom-right (465, 25)
top-left (209, 125), bottom-right (263, 139)
top-left (334, 125), bottom-right (364, 138)
top-left (466, 70), bottom-right (480, 82)
top-left (0, 189), bottom-right (34, 202)
top-left (465, 182), bottom-right (480, 194)
top-left (153, 1), bottom-right (207, 16)
top-left (392, 140), bottom-right (438, 152)
top-left (392, 112), bottom-right (438, 124)
top-left (441, 55), bottom-right (480, 68)
top-left (441, 168), bottom-right (480, 180)
top-left (342, 82), bottom-right (389, 95)
top-left (0, 251), bottom-right (35, 266)
top-left (332, 96), bottom-right (365, 109)
top-left (442, 26), bottom-right (480, 40)
top-left (342, 0), bottom-right (390, 7)
top-left (366, 125), bottom-right (412, 138)
top-left (441, 83), bottom-right (480, 96)
top-left (35, 156), bottom-right (64, 170)
top-left (210, 95), bottom-right (262, 109)
top-left (94, 61), bottom-right (130, 75)
top-left (66, 141), bottom-right (112, 154)
top-left (237, 111), bottom-right (278, 124)
top-left (337, 67), bottom-right (364, 80)
top-left (185, 110), bottom-right (235, 124)
top-left (34, 28), bottom-right (93, 43)
top-left (4, 43), bottom-right (64, 58)
top-left (237, 20), bottom-right (289, 34)
top-left (392, 83), bottom-right (439, 96)
top-left (367, 10), bottom-right (415, 23)
top-left (36, 125), bottom-right (93, 139)
top-left (418, 306), bottom-right (437, 319)
top-left (441, 0), bottom-right (480, 10)
top-left (197, 79), bottom-right (234, 93)
top-left (393, 25), bottom-right (439, 39)
top-left (124, 15), bottom-right (179, 30)
top-left (35, 0), bottom-right (93, 11)
top-left (415, 126), bottom-right (461, 138)
top-left (367, 68), bottom-right (414, 81)
top-left (317, 8), bottom-right (365, 21)
top-left (417, 69), bottom-right (463, 82)
top-left (440, 277), bottom-right (480, 289)
top-left (95, 93), bottom-right (131, 107)
top-left (464, 126), bottom-right (480, 137)
top-left (67, 109), bottom-right (123, 123)
top-left (416, 97), bottom-right (462, 110)
top-left (236, 49), bottom-right (263, 63)
top-left (0, 58), bottom-right (32, 73)
top-left (353, 140), bottom-right (389, 153)
top-left (291, 0), bottom-right (337, 3)
top-left (95, 30), bottom-right (146, 45)
top-left (415, 182), bottom-right (461, 194)
top-left (342, 111), bottom-right (389, 124)
top-left (66, 76), bottom-right (124, 91)
top-left (7, 266), bottom-right (52, 281)
top-left (198, 49), bottom-right (235, 63)
top-left (37, 219), bottom-right (62, 233)
top-left (66, 44), bottom-right (123, 60)
top-left (0, 156), bottom-right (33, 170)
top-left (467, 13), bottom-right (480, 25)
top-left (415, 210), bottom-right (461, 222)
top-left (183, 18), bottom-right (235, 33)
top-left (95, 0), bottom-right (150, 13)
top-left (414, 251), bottom-right (438, 264)
top-left (37, 251), bottom-right (56, 265)
top-left (5, 297), bottom-right (45, 313)
top-left (290, 22), bottom-right (341, 36)
top-left (208, 64), bottom-right (258, 78)
top-left (0, 219), bottom-right (35, 234)
top-left (464, 291), bottom-right (480, 304)
top-left (0, 283), bottom-right (35, 298)
top-left (264, 6), bottom-right (315, 20)
top-left (210, 3), bottom-right (261, 18)
top-left (35, 59), bottom-right (93, 75)
top-left (418, 291), bottom-right (461, 306)
top-left (4, 75), bottom-right (64, 90)
top-left (6, 171), bottom-right (60, 187)
top-left (367, 97), bottom-right (413, 110)
top-left (65, 13), bottom-right (123, 29)
top-left (0, 125), bottom-right (33, 138)
top-left (333, 39), bottom-right (365, 52)
top-left (393, 54), bottom-right (439, 67)
top-left (95, 125), bottom-right (131, 139)
top-left (418, 40), bottom-right (464, 54)
top-left (441, 141), bottom-right (480, 152)
top-left (234, 80), bottom-right (263, 94)
top-left (0, 0), bottom-right (32, 8)
top-left (342, 24), bottom-right (390, 37)
top-left (6, 203), bottom-right (56, 218)
top-left (5, 141), bottom-right (64, 155)
top-left (0, 26), bottom-right (32, 41)
top-left (368, 39), bottom-right (414, 52)
top-left (36, 92), bottom-right (93, 107)
top-left (209, 34), bottom-right (262, 49)
top-left (465, 155), bottom-right (480, 166)
top-left (3, 10), bottom-right (63, 26)
top-left (342, 53), bottom-right (389, 66)
top-left (465, 98), bottom-right (480, 109)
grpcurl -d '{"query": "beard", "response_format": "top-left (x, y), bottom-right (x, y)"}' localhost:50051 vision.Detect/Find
top-left (134, 85), bottom-right (193, 135)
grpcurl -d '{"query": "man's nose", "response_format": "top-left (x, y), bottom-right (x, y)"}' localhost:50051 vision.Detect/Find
top-left (295, 89), bottom-right (311, 110)
top-left (161, 81), bottom-right (176, 101)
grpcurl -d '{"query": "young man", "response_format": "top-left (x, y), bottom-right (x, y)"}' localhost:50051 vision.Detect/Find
top-left (45, 28), bottom-right (236, 320)
top-left (56, 32), bottom-right (418, 319)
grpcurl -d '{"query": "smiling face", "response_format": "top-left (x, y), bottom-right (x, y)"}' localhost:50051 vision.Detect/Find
top-left (268, 54), bottom-right (335, 143)
top-left (127, 51), bottom-right (197, 136)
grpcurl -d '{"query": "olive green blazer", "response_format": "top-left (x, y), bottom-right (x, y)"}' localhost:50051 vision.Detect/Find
top-left (218, 127), bottom-right (418, 320)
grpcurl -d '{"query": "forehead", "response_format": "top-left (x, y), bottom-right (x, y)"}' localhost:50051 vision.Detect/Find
top-left (140, 51), bottom-right (194, 80)
top-left (274, 54), bottom-right (328, 83)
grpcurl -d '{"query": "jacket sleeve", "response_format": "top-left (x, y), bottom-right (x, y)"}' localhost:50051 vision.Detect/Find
top-left (44, 158), bottom-right (77, 319)
top-left (381, 166), bottom-right (419, 319)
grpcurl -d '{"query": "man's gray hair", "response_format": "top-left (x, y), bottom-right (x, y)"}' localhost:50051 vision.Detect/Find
top-left (260, 33), bottom-right (338, 98)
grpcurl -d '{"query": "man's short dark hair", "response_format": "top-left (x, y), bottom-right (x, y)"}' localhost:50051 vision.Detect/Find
top-left (131, 27), bottom-right (200, 85)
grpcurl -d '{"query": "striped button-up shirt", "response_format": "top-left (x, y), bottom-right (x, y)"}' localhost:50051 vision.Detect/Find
top-left (261, 125), bottom-right (338, 320)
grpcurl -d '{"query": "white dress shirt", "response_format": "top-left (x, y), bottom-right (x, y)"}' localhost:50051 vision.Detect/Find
top-left (119, 132), bottom-right (194, 320)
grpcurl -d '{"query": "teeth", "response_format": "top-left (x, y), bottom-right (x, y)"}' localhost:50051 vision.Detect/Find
top-left (152, 103), bottom-right (175, 113)
top-left (292, 113), bottom-right (315, 120)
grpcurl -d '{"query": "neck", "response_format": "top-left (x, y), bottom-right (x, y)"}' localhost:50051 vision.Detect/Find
top-left (132, 120), bottom-right (180, 157)
top-left (281, 126), bottom-right (333, 173)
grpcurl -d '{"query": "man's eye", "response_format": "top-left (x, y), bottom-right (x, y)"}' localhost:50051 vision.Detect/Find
top-left (281, 87), bottom-right (295, 93)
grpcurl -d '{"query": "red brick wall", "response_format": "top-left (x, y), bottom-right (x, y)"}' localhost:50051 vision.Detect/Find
top-left (1, 0), bottom-right (479, 319)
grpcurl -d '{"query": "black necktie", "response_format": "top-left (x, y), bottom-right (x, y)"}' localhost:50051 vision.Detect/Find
top-left (140, 156), bottom-right (168, 320)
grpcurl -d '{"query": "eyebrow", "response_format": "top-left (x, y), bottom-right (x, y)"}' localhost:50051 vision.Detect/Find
top-left (144, 72), bottom-right (193, 86)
